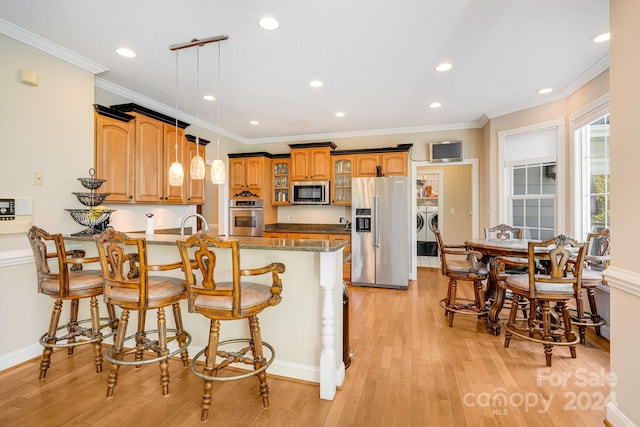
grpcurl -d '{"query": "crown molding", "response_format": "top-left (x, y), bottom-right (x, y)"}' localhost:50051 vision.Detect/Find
top-left (242, 121), bottom-right (484, 145)
top-left (0, 18), bottom-right (107, 74)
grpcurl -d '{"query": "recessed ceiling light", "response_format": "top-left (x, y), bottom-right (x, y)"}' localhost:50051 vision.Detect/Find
top-left (250, 120), bottom-right (260, 125)
top-left (593, 32), bottom-right (610, 43)
top-left (429, 102), bottom-right (442, 109)
top-left (435, 63), bottom-right (453, 72)
top-left (202, 95), bottom-right (216, 101)
top-left (335, 112), bottom-right (346, 118)
top-left (258, 16), bottom-right (280, 30)
top-left (309, 80), bottom-right (323, 88)
top-left (537, 88), bottom-right (553, 94)
top-left (115, 47), bottom-right (136, 58)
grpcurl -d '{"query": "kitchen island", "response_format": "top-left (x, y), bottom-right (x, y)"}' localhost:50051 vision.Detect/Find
top-left (65, 233), bottom-right (348, 400)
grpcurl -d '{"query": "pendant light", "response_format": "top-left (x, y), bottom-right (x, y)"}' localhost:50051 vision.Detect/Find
top-left (168, 34), bottom-right (229, 185)
top-left (168, 49), bottom-right (184, 186)
top-left (189, 45), bottom-right (206, 180)
top-left (211, 41), bottom-right (226, 185)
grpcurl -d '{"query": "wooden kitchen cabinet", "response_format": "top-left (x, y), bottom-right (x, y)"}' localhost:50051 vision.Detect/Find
top-left (96, 103), bottom-right (195, 205)
top-left (94, 109), bottom-right (136, 203)
top-left (354, 152), bottom-right (408, 177)
top-left (271, 157), bottom-right (290, 205)
top-left (229, 154), bottom-right (269, 199)
top-left (289, 143), bottom-right (336, 181)
top-left (331, 155), bottom-right (353, 205)
top-left (134, 113), bottom-right (186, 203)
top-left (328, 234), bottom-right (351, 284)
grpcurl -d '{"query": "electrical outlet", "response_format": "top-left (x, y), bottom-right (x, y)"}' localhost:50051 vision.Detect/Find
top-left (450, 208), bottom-right (455, 214)
top-left (286, 215), bottom-right (291, 222)
top-left (339, 216), bottom-right (345, 223)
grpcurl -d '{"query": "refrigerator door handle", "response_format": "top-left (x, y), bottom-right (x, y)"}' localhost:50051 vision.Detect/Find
top-left (374, 195), bottom-right (380, 248)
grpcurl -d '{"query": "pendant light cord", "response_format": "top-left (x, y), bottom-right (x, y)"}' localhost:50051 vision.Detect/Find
top-left (174, 50), bottom-right (179, 160)
top-left (195, 45), bottom-right (200, 155)
top-left (217, 42), bottom-right (221, 158)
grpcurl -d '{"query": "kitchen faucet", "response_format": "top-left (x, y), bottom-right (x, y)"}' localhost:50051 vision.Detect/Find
top-left (180, 213), bottom-right (209, 237)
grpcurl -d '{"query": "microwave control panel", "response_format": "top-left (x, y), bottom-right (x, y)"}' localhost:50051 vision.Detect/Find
top-left (0, 198), bottom-right (16, 220)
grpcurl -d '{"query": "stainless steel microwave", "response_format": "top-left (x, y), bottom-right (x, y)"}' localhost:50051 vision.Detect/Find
top-left (291, 181), bottom-right (330, 205)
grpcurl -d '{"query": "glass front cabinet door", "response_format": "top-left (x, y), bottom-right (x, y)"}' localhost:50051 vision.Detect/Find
top-left (331, 155), bottom-right (353, 205)
top-left (272, 159), bottom-right (290, 205)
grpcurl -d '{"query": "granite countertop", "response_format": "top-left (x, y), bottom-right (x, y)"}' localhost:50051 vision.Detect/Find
top-left (264, 223), bottom-right (351, 235)
top-left (65, 231), bottom-right (347, 253)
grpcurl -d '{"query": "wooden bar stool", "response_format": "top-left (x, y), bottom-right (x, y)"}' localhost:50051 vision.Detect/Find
top-left (177, 231), bottom-right (285, 422)
top-left (571, 228), bottom-right (609, 344)
top-left (498, 235), bottom-right (587, 367)
top-left (27, 226), bottom-right (117, 380)
top-left (433, 227), bottom-right (489, 329)
top-left (94, 228), bottom-right (191, 397)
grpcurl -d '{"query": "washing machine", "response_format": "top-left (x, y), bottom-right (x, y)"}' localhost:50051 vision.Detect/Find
top-left (425, 206), bottom-right (438, 242)
top-left (417, 206), bottom-right (439, 256)
top-left (417, 206), bottom-right (428, 241)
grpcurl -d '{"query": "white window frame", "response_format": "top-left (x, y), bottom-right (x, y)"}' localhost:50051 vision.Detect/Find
top-left (498, 118), bottom-right (566, 234)
top-left (570, 94), bottom-right (610, 239)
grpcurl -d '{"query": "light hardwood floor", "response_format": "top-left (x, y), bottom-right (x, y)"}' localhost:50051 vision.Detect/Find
top-left (0, 267), bottom-right (610, 426)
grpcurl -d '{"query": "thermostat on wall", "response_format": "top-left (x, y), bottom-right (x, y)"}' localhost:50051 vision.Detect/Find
top-left (0, 197), bottom-right (33, 234)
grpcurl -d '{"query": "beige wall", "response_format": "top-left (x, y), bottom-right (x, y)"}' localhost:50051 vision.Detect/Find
top-left (0, 33), bottom-right (96, 358)
top-left (609, 0), bottom-right (640, 424)
top-left (481, 70), bottom-right (610, 235)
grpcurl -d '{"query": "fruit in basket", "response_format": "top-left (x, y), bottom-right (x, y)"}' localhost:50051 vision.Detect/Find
top-left (88, 205), bottom-right (109, 221)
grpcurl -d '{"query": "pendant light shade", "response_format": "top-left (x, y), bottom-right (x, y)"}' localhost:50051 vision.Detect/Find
top-left (211, 158), bottom-right (225, 184)
top-left (169, 161), bottom-right (185, 186)
top-left (190, 138), bottom-right (206, 179)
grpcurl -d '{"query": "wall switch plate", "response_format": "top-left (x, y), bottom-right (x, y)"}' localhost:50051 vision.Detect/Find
top-left (33, 172), bottom-right (43, 186)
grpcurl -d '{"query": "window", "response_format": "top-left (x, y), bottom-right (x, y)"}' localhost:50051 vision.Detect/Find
top-left (498, 119), bottom-right (565, 239)
top-left (510, 162), bottom-right (557, 240)
top-left (577, 113), bottom-right (610, 236)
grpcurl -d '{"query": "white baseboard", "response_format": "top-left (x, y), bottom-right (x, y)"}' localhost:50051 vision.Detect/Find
top-left (606, 401), bottom-right (637, 427)
top-left (0, 343), bottom-right (42, 372)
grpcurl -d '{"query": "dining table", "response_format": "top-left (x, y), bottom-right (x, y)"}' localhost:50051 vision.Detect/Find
top-left (465, 238), bottom-right (533, 336)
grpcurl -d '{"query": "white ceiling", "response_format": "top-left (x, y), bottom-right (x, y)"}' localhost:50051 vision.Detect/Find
top-left (0, 1), bottom-right (609, 144)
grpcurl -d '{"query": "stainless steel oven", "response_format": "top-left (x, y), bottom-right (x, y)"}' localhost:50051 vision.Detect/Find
top-left (229, 199), bottom-right (264, 237)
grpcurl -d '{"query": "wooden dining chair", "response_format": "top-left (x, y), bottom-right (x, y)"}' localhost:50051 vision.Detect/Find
top-left (497, 235), bottom-right (587, 367)
top-left (484, 224), bottom-right (523, 240)
top-left (571, 228), bottom-right (609, 344)
top-left (432, 227), bottom-right (489, 329)
top-left (177, 231), bottom-right (285, 422)
top-left (27, 226), bottom-right (117, 379)
top-left (94, 228), bottom-right (191, 398)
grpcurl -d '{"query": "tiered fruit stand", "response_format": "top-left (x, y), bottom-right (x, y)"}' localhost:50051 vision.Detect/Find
top-left (66, 168), bottom-right (114, 236)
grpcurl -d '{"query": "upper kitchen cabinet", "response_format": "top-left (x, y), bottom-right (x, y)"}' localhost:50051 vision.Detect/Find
top-left (185, 135), bottom-right (209, 204)
top-left (228, 153), bottom-right (271, 199)
top-left (289, 142), bottom-right (336, 181)
top-left (353, 146), bottom-right (411, 177)
top-left (94, 107), bottom-right (136, 203)
top-left (331, 155), bottom-right (353, 205)
top-left (95, 104), bottom-right (194, 204)
top-left (271, 155), bottom-right (290, 205)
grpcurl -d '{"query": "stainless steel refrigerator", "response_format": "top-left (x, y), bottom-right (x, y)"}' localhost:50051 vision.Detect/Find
top-left (351, 176), bottom-right (410, 289)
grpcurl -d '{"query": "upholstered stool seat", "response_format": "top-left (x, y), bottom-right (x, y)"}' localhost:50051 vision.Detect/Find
top-left (27, 226), bottom-right (117, 380)
top-left (94, 228), bottom-right (191, 398)
top-left (177, 231), bottom-right (284, 422)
